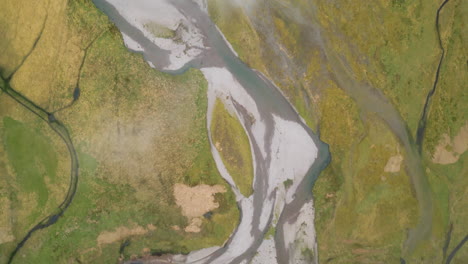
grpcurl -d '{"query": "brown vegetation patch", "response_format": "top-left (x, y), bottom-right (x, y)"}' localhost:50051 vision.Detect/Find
top-left (97, 225), bottom-right (154, 246)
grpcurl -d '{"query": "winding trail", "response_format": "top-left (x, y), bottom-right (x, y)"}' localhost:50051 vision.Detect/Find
top-left (416, 0), bottom-right (451, 153)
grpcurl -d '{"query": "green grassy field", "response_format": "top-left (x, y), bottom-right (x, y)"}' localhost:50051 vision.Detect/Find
top-left (0, 93), bottom-right (70, 264)
top-left (3, 117), bottom-right (57, 208)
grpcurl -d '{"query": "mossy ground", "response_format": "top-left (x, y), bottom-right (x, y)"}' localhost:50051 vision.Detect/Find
top-left (0, 0), bottom-right (239, 262)
top-left (211, 99), bottom-right (254, 197)
top-left (3, 117), bottom-right (57, 208)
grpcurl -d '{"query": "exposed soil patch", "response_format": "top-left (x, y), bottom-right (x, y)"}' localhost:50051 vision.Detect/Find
top-left (384, 154), bottom-right (403, 173)
top-left (0, 197), bottom-right (14, 245)
top-left (185, 218), bottom-right (203, 233)
top-left (452, 123), bottom-right (468, 154)
top-left (173, 183), bottom-right (226, 233)
top-left (432, 122), bottom-right (468, 164)
top-left (0, 228), bottom-right (14, 245)
top-left (97, 224), bottom-right (155, 246)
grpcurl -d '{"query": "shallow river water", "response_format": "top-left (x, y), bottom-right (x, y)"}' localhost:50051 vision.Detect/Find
top-left (92, 0), bottom-right (330, 263)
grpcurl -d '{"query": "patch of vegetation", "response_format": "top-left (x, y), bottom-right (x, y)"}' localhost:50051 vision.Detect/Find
top-left (272, 11), bottom-right (308, 60)
top-left (0, 0), bottom-right (48, 78)
top-left (3, 117), bottom-right (57, 208)
top-left (301, 247), bottom-right (314, 261)
top-left (315, 114), bottom-right (420, 262)
top-left (310, 81), bottom-right (418, 262)
top-left (283, 179), bottom-right (293, 189)
top-left (183, 79), bottom-right (227, 187)
top-left (211, 99), bottom-right (254, 197)
top-left (264, 226), bottom-right (276, 239)
top-left (144, 22), bottom-right (176, 39)
top-left (207, 0), bottom-right (266, 73)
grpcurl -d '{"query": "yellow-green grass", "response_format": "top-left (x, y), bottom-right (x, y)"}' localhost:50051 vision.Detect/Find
top-left (143, 22), bottom-right (175, 39)
top-left (312, 1), bottom-right (465, 261)
top-left (3, 117), bottom-right (56, 208)
top-left (310, 81), bottom-right (418, 262)
top-left (315, 114), bottom-right (420, 263)
top-left (0, 0), bottom-right (48, 79)
top-left (315, 0), bottom-right (445, 137)
top-left (424, 0), bottom-right (467, 155)
top-left (207, 0), bottom-right (267, 73)
top-left (0, 0), bottom-right (239, 262)
top-left (264, 226), bottom-right (276, 239)
top-left (211, 99), bottom-right (254, 197)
